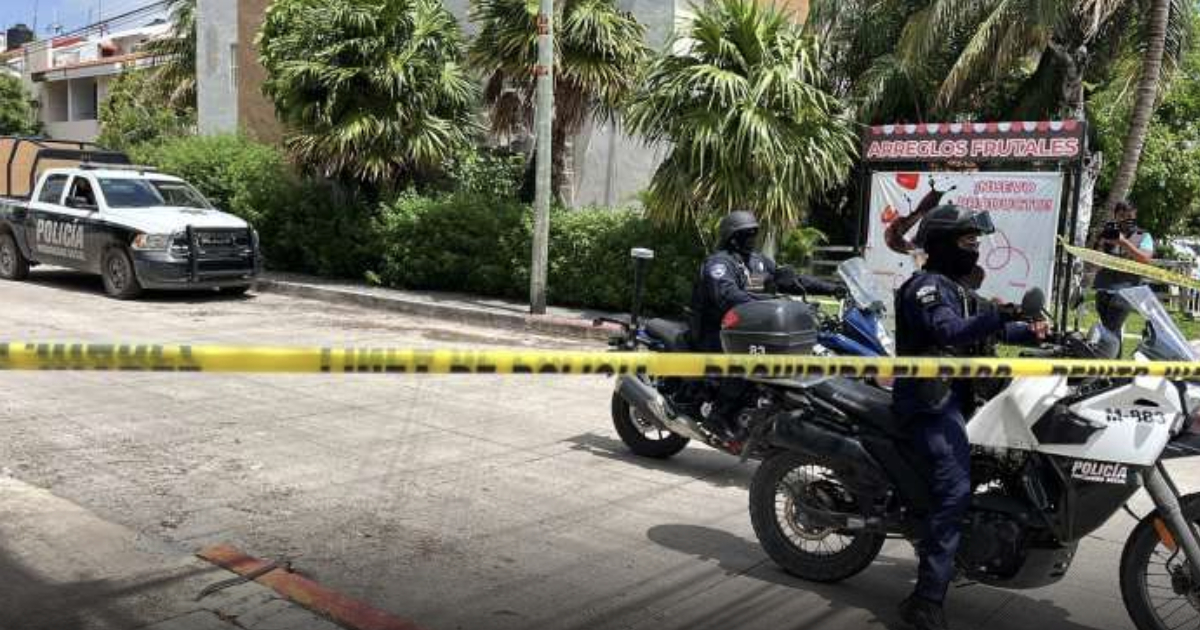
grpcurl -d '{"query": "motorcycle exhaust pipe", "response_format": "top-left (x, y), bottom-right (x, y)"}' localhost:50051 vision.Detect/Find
top-left (616, 376), bottom-right (709, 442)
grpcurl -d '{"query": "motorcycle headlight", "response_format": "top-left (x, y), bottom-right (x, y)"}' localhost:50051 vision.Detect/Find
top-left (131, 233), bottom-right (172, 251)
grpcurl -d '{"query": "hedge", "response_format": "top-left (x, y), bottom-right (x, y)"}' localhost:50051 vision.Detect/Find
top-left (378, 193), bottom-right (705, 315)
top-left (139, 134), bottom-right (831, 318)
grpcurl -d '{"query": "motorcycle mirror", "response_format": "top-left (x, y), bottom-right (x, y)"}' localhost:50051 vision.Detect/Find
top-left (1021, 287), bottom-right (1046, 319)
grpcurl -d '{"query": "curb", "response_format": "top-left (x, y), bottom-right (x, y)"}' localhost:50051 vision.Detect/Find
top-left (254, 278), bottom-right (618, 342)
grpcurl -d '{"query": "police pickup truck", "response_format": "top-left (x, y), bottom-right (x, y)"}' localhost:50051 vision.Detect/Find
top-left (0, 137), bottom-right (259, 298)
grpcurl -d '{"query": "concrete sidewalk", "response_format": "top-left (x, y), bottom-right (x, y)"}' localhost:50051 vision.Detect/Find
top-left (0, 475), bottom-right (345, 630)
top-left (254, 273), bottom-right (624, 341)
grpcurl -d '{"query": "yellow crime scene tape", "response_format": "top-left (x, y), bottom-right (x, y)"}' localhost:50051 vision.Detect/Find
top-left (1060, 237), bottom-right (1200, 292)
top-left (2, 239), bottom-right (1197, 379)
top-left (1, 342), bottom-right (1199, 379)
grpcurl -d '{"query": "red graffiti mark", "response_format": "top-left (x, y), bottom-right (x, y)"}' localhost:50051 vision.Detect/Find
top-left (984, 230), bottom-right (1031, 278)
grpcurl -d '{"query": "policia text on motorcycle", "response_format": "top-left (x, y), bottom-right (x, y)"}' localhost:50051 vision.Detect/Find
top-left (893, 205), bottom-right (1048, 630)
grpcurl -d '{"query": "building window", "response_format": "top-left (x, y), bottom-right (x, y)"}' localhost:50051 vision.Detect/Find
top-left (230, 43), bottom-right (239, 93)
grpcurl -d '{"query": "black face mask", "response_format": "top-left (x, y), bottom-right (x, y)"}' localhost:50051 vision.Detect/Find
top-left (926, 238), bottom-right (979, 279)
top-left (728, 230), bottom-right (758, 256)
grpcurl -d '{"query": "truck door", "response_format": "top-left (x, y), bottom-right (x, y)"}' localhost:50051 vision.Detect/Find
top-left (61, 175), bottom-right (104, 272)
top-left (27, 173), bottom-right (80, 266)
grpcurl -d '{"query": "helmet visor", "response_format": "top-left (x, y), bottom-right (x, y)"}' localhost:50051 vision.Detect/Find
top-left (965, 210), bottom-right (996, 236)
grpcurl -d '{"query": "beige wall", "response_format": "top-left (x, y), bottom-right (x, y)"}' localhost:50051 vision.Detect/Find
top-left (237, 0), bottom-right (284, 145)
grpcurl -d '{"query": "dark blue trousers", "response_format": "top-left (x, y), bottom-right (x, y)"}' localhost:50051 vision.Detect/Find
top-left (910, 407), bottom-right (971, 604)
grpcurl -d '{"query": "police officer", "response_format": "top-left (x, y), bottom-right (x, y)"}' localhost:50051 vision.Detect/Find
top-left (691, 210), bottom-right (843, 351)
top-left (893, 205), bottom-right (1047, 630)
top-left (690, 210), bottom-right (843, 437)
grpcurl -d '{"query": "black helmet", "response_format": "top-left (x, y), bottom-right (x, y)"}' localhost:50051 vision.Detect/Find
top-left (913, 205), bottom-right (995, 249)
top-left (916, 205), bottom-right (995, 279)
top-left (718, 210), bottom-right (760, 250)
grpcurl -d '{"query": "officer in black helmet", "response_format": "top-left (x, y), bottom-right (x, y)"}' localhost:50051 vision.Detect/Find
top-left (690, 210), bottom-right (844, 437)
top-left (691, 210), bottom-right (844, 351)
top-left (893, 205), bottom-right (1047, 630)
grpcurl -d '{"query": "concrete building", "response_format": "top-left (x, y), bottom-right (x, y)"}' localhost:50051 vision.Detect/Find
top-left (12, 22), bottom-right (168, 141)
top-left (195, 0), bottom-right (808, 206)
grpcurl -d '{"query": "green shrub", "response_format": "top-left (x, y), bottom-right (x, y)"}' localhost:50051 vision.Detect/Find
top-left (135, 134), bottom-right (290, 227)
top-left (378, 194), bottom-right (705, 314)
top-left (439, 147), bottom-right (527, 199)
top-left (138, 134), bottom-right (382, 278)
top-left (97, 70), bottom-right (193, 153)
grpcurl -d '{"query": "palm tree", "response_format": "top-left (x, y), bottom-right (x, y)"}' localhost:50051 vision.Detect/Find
top-left (1101, 0), bottom-right (1173, 215)
top-left (623, 0), bottom-right (857, 236)
top-left (808, 0), bottom-right (1190, 123)
top-left (258, 0), bottom-right (479, 187)
top-left (143, 0), bottom-right (197, 109)
top-left (468, 0), bottom-right (649, 201)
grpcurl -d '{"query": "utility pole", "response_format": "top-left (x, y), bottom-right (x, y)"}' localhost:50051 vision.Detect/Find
top-left (529, 0), bottom-right (554, 315)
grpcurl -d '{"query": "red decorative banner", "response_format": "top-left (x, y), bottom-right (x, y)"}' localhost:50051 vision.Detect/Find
top-left (862, 121), bottom-right (1085, 163)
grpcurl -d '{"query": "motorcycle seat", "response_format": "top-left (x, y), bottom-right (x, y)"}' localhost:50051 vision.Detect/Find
top-left (810, 378), bottom-right (905, 436)
top-left (644, 318), bottom-right (691, 351)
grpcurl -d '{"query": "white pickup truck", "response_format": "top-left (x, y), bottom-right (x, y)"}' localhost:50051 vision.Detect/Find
top-left (0, 137), bottom-right (260, 298)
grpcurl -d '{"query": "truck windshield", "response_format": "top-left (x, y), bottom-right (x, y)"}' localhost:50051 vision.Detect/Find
top-left (150, 181), bottom-right (211, 209)
top-left (98, 178), bottom-right (166, 208)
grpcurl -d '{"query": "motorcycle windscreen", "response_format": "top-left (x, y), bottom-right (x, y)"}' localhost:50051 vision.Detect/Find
top-left (838, 257), bottom-right (888, 312)
top-left (1117, 286), bottom-right (1199, 361)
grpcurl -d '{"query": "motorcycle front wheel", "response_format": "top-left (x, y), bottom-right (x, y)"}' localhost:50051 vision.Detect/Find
top-left (611, 390), bottom-right (689, 459)
top-left (1121, 492), bottom-right (1200, 630)
top-left (749, 449), bottom-right (884, 583)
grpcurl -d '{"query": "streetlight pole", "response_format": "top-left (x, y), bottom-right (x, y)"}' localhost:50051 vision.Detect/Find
top-left (529, 0), bottom-right (554, 315)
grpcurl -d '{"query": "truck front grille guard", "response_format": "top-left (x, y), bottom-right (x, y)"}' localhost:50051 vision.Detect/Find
top-left (186, 225), bottom-right (198, 282)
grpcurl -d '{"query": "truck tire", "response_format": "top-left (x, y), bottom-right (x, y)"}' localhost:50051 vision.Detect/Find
top-left (101, 247), bottom-right (143, 299)
top-left (0, 232), bottom-right (30, 280)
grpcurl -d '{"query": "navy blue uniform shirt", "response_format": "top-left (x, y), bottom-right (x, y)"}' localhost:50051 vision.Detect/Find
top-left (893, 272), bottom-right (1034, 416)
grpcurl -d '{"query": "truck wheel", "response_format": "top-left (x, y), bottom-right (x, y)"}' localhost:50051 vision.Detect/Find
top-left (0, 232), bottom-right (30, 280)
top-left (102, 247), bottom-right (143, 299)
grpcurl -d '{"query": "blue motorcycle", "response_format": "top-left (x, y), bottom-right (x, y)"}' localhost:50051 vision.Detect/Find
top-left (600, 251), bottom-right (893, 460)
top-left (814, 257), bottom-right (894, 357)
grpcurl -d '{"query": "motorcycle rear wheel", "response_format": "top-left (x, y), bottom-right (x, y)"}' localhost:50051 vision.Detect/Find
top-left (1120, 492), bottom-right (1200, 630)
top-left (611, 391), bottom-right (689, 459)
top-left (750, 450), bottom-right (884, 583)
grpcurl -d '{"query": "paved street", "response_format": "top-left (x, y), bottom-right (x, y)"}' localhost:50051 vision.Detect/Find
top-left (0, 269), bottom-right (1195, 630)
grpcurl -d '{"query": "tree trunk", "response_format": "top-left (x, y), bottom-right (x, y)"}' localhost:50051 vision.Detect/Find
top-left (1097, 0), bottom-right (1171, 226)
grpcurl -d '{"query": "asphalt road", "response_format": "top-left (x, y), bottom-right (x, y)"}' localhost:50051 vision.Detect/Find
top-left (0, 269), bottom-right (1196, 630)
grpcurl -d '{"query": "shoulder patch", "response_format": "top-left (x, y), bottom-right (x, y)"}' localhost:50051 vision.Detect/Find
top-left (709, 264), bottom-right (728, 279)
top-left (915, 284), bottom-right (940, 307)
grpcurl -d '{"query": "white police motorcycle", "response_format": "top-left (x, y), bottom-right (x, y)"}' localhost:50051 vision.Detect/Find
top-left (748, 285), bottom-right (1200, 630)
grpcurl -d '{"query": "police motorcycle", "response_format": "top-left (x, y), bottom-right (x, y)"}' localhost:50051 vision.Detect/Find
top-left (815, 257), bottom-right (894, 357)
top-left (747, 284), bottom-right (1200, 630)
top-left (598, 247), bottom-right (879, 460)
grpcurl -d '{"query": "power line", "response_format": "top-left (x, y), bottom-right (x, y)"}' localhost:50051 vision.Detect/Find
top-left (17, 0), bottom-right (171, 57)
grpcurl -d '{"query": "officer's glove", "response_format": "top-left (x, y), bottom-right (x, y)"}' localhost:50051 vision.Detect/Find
top-left (773, 266), bottom-right (802, 294)
top-left (997, 303), bottom-right (1023, 323)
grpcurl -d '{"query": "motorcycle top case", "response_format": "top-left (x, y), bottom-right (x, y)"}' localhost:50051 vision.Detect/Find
top-left (720, 299), bottom-right (819, 355)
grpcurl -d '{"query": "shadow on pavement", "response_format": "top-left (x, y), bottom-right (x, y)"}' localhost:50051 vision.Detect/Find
top-left (645, 523), bottom-right (1112, 630)
top-left (21, 269), bottom-right (253, 303)
top-left (0, 545), bottom-right (214, 630)
top-left (562, 432), bottom-right (754, 489)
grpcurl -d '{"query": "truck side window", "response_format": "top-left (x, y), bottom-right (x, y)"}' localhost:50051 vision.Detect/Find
top-left (38, 174), bottom-right (69, 205)
top-left (67, 177), bottom-right (97, 207)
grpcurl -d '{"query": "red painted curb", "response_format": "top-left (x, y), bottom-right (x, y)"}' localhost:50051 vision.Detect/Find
top-left (197, 544), bottom-right (427, 630)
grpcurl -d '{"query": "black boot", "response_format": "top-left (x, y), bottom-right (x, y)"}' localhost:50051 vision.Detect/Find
top-left (899, 595), bottom-right (949, 630)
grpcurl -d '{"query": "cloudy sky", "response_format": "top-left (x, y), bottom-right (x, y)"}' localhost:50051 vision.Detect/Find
top-left (2, 0), bottom-right (163, 38)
